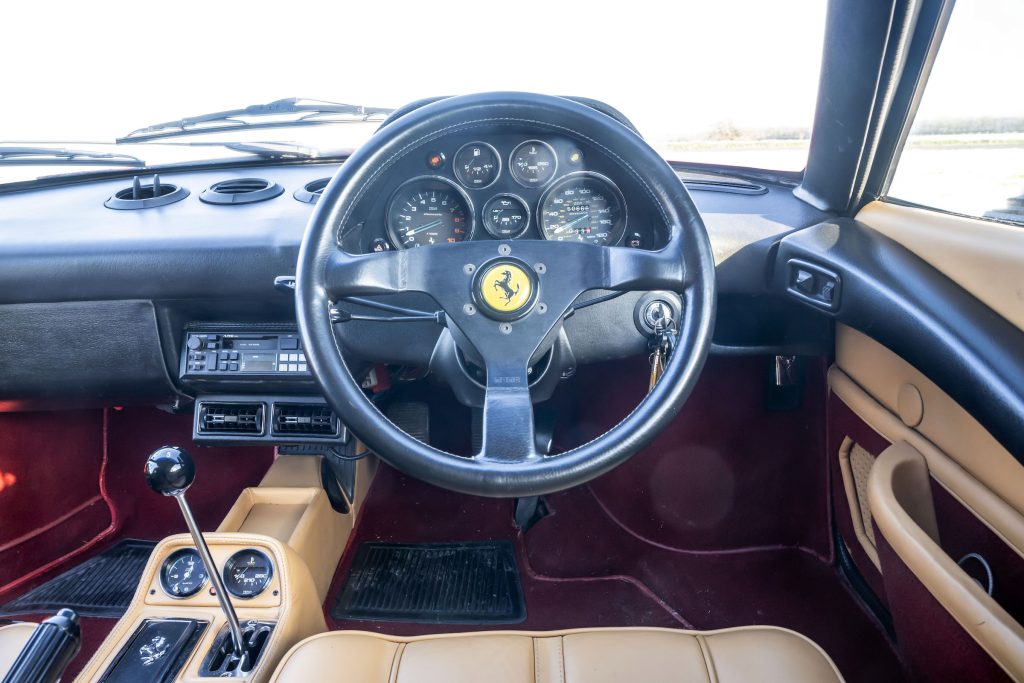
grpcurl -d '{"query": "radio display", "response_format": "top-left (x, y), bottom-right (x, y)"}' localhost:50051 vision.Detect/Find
top-left (239, 353), bottom-right (278, 373)
top-left (225, 338), bottom-right (277, 351)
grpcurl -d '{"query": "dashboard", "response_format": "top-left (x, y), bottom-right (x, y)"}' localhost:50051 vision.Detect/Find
top-left (339, 132), bottom-right (668, 255)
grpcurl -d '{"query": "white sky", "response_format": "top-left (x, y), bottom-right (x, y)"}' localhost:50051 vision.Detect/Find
top-left (1, 0), bottom-right (1019, 162)
top-left (1, 0), bottom-right (830, 145)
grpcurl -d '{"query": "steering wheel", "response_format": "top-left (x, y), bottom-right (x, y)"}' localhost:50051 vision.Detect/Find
top-left (296, 92), bottom-right (715, 497)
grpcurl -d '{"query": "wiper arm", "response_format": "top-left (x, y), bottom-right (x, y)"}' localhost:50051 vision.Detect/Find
top-left (0, 146), bottom-right (145, 166)
top-left (118, 97), bottom-right (395, 143)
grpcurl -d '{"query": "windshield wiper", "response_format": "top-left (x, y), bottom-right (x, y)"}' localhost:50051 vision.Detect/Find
top-left (118, 97), bottom-right (395, 143)
top-left (0, 146), bottom-right (145, 166)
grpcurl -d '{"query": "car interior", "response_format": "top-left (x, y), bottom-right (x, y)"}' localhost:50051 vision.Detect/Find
top-left (1, 0), bottom-right (1022, 681)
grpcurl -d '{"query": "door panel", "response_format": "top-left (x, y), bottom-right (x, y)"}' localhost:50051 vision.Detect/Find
top-left (857, 201), bottom-right (1024, 333)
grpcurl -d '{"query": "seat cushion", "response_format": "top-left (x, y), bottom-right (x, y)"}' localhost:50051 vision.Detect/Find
top-left (269, 626), bottom-right (844, 683)
top-left (0, 622), bottom-right (36, 677)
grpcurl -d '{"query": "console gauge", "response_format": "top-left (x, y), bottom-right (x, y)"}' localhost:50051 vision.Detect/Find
top-left (453, 142), bottom-right (500, 188)
top-left (539, 172), bottom-right (626, 246)
top-left (223, 549), bottom-right (273, 599)
top-left (510, 140), bottom-right (557, 187)
top-left (387, 177), bottom-right (474, 249)
top-left (160, 548), bottom-right (209, 599)
top-left (482, 194), bottom-right (530, 238)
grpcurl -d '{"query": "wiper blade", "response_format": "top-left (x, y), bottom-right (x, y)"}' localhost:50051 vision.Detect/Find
top-left (219, 141), bottom-right (320, 160)
top-left (0, 146), bottom-right (145, 166)
top-left (118, 97), bottom-right (394, 143)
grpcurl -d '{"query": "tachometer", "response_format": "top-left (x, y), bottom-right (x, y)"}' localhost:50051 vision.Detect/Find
top-left (160, 548), bottom-right (209, 599)
top-left (538, 172), bottom-right (626, 246)
top-left (387, 177), bottom-right (473, 249)
top-left (510, 140), bottom-right (557, 187)
top-left (223, 548), bottom-right (273, 599)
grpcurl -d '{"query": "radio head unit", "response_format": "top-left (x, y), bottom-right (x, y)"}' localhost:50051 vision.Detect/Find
top-left (181, 332), bottom-right (311, 378)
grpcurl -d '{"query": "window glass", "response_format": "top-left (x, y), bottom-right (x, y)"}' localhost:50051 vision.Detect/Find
top-left (888, 0), bottom-right (1024, 224)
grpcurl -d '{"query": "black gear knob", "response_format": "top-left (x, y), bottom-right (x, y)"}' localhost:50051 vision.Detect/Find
top-left (144, 446), bottom-right (195, 496)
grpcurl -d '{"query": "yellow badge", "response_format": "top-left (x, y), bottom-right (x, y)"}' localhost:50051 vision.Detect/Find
top-left (479, 262), bottom-right (533, 313)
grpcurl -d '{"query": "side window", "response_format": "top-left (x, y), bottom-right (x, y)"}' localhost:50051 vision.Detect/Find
top-left (886, 0), bottom-right (1024, 225)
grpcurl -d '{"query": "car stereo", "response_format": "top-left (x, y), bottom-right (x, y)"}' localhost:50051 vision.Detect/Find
top-left (180, 332), bottom-right (310, 378)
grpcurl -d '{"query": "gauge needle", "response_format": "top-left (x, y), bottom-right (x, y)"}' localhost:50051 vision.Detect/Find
top-left (555, 214), bottom-right (589, 233)
top-left (407, 219), bottom-right (443, 235)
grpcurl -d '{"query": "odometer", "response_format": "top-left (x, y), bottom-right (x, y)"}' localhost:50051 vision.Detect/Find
top-left (387, 177), bottom-right (473, 249)
top-left (539, 172), bottom-right (626, 246)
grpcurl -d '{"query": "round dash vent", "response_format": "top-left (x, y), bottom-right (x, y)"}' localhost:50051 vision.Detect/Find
top-left (293, 178), bottom-right (330, 205)
top-left (105, 174), bottom-right (189, 209)
top-left (199, 178), bottom-right (284, 205)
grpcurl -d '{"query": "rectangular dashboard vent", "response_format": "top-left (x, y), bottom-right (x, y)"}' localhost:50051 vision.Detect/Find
top-left (272, 404), bottom-right (338, 438)
top-left (198, 402), bottom-right (264, 434)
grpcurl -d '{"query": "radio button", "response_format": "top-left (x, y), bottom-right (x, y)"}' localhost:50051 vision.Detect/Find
top-left (281, 338), bottom-right (299, 350)
top-left (299, 364), bottom-right (308, 372)
top-left (229, 362), bottom-right (239, 371)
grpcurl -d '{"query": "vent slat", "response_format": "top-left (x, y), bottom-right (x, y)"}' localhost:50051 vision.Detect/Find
top-left (199, 403), bottom-right (264, 434)
top-left (199, 177), bottom-right (284, 205)
top-left (272, 404), bottom-right (337, 437)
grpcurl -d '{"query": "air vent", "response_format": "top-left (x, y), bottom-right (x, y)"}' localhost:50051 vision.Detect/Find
top-left (104, 174), bottom-right (189, 209)
top-left (198, 402), bottom-right (264, 434)
top-left (293, 178), bottom-right (330, 205)
top-left (272, 403), bottom-right (339, 438)
top-left (199, 178), bottom-right (284, 205)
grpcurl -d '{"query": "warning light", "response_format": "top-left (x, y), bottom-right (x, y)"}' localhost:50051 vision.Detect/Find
top-left (568, 149), bottom-right (583, 165)
top-left (426, 151), bottom-right (446, 170)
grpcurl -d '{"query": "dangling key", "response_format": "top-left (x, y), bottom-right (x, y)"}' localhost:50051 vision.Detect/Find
top-left (647, 317), bottom-right (676, 391)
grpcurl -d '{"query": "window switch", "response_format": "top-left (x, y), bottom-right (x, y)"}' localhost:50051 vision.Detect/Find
top-left (786, 259), bottom-right (841, 311)
top-left (794, 269), bottom-right (815, 294)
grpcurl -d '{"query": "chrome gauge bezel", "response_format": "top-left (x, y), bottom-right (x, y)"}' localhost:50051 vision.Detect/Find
top-left (160, 547), bottom-right (209, 600)
top-left (509, 140), bottom-right (558, 188)
top-left (222, 548), bottom-right (274, 600)
top-left (453, 141), bottom-right (502, 190)
top-left (537, 171), bottom-right (628, 246)
top-left (385, 175), bottom-right (476, 250)
top-left (481, 193), bottom-right (531, 239)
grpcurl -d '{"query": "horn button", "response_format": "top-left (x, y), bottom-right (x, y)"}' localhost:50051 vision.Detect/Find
top-left (471, 258), bottom-right (539, 321)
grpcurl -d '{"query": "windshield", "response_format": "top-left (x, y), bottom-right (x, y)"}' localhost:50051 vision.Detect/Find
top-left (2, 1), bottom-right (827, 183)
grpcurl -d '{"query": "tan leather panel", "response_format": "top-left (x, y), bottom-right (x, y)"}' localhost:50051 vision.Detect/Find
top-left (399, 635), bottom-right (534, 683)
top-left (562, 630), bottom-right (709, 682)
top-left (217, 487), bottom-right (347, 600)
top-left (259, 455), bottom-right (323, 488)
top-left (74, 534), bottom-right (326, 683)
top-left (269, 627), bottom-right (844, 683)
top-left (0, 622), bottom-right (36, 677)
top-left (832, 326), bottom-right (1024, 559)
top-left (869, 442), bottom-right (1024, 680)
top-left (856, 201), bottom-right (1024, 332)
top-left (704, 628), bottom-right (844, 683)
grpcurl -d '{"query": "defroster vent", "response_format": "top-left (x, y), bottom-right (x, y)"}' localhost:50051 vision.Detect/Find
top-left (199, 178), bottom-right (284, 205)
top-left (272, 404), bottom-right (338, 438)
top-left (198, 403), bottom-right (265, 434)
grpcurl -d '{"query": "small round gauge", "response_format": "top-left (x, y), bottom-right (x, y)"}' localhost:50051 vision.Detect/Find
top-left (453, 142), bottom-right (500, 189)
top-left (482, 194), bottom-right (530, 238)
top-left (387, 177), bottom-right (474, 249)
top-left (510, 140), bottom-right (557, 187)
top-left (222, 549), bottom-right (273, 599)
top-left (160, 548), bottom-right (209, 599)
top-left (539, 172), bottom-right (627, 246)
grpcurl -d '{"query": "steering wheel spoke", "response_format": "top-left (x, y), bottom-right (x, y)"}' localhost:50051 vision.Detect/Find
top-left (602, 244), bottom-right (689, 292)
top-left (478, 362), bottom-right (537, 464)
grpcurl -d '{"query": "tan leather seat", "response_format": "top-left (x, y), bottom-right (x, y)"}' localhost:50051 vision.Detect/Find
top-left (270, 626), bottom-right (844, 682)
top-left (0, 622), bottom-right (36, 677)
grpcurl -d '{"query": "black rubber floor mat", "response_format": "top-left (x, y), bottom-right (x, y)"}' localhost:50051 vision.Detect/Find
top-left (332, 541), bottom-right (526, 624)
top-left (0, 539), bottom-right (156, 618)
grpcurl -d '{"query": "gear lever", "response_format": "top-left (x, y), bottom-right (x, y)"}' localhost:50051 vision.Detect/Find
top-left (144, 446), bottom-right (245, 658)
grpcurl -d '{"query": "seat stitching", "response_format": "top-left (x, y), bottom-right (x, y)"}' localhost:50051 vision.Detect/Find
top-left (557, 637), bottom-right (565, 683)
top-left (696, 635), bottom-right (719, 683)
top-left (534, 637), bottom-right (541, 683)
top-left (388, 642), bottom-right (405, 683)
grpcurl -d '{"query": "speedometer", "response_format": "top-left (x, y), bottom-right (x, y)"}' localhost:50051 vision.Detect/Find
top-left (387, 177), bottom-right (473, 249)
top-left (538, 172), bottom-right (626, 246)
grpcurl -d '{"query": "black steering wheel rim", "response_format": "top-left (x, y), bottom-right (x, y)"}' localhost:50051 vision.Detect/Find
top-left (297, 92), bottom-right (716, 497)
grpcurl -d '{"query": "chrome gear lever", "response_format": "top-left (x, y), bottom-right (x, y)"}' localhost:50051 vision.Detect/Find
top-left (144, 445), bottom-right (245, 658)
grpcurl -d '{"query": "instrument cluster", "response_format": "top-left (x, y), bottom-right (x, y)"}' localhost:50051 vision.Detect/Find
top-left (343, 132), bottom-right (664, 254)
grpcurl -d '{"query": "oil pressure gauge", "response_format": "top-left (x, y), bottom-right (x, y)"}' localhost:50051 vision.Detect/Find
top-left (482, 194), bottom-right (530, 238)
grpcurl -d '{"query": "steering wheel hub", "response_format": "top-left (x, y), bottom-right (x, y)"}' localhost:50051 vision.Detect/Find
top-left (472, 258), bottom-right (539, 320)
